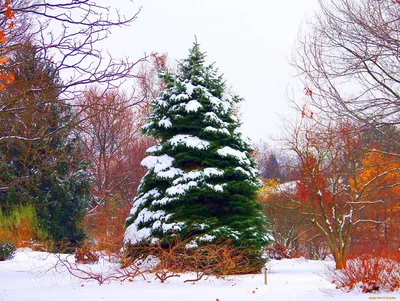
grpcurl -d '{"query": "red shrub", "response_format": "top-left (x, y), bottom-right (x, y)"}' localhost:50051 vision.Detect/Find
top-left (265, 243), bottom-right (292, 260)
top-left (327, 253), bottom-right (400, 293)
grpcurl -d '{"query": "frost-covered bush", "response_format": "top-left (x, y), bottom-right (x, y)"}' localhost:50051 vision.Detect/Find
top-left (0, 241), bottom-right (16, 261)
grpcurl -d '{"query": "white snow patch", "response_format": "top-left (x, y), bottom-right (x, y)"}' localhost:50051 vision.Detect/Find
top-left (170, 93), bottom-right (189, 101)
top-left (152, 220), bottom-right (162, 229)
top-left (204, 112), bottom-right (227, 126)
top-left (182, 170), bottom-right (202, 180)
top-left (235, 167), bottom-right (251, 177)
top-left (209, 96), bottom-right (231, 113)
top-left (203, 168), bottom-right (224, 177)
top-left (146, 145), bottom-right (162, 153)
top-left (152, 196), bottom-right (174, 206)
top-left (136, 208), bottom-right (166, 224)
top-left (141, 155), bottom-right (174, 173)
top-left (185, 100), bottom-right (202, 112)
top-left (184, 82), bottom-right (195, 96)
top-left (161, 222), bottom-right (185, 233)
top-left (221, 93), bottom-right (233, 103)
top-left (2, 250), bottom-right (389, 300)
top-left (278, 181), bottom-right (297, 194)
top-left (124, 223), bottom-right (151, 244)
top-left (141, 122), bottom-right (152, 130)
top-left (166, 181), bottom-right (197, 195)
top-left (157, 167), bottom-right (183, 179)
top-left (129, 189), bottom-right (161, 216)
top-left (198, 234), bottom-right (216, 242)
top-left (206, 183), bottom-right (224, 192)
top-left (204, 126), bottom-right (230, 135)
top-left (169, 134), bottom-right (210, 150)
top-left (158, 117), bottom-right (172, 128)
top-left (217, 146), bottom-right (250, 165)
top-left (185, 240), bottom-right (198, 249)
top-left (155, 98), bottom-right (168, 107)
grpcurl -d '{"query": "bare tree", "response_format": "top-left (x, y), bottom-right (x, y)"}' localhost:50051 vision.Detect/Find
top-left (77, 53), bottom-right (171, 253)
top-left (293, 0), bottom-right (400, 134)
top-left (78, 87), bottom-right (152, 210)
top-left (280, 116), bottom-right (400, 269)
top-left (7, 1), bottom-right (145, 95)
top-left (0, 0), bottom-right (147, 142)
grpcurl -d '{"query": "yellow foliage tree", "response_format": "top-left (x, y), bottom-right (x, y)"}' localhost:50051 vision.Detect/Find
top-left (350, 149), bottom-right (400, 252)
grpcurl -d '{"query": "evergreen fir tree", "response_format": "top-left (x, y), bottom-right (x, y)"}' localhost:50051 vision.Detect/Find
top-left (125, 43), bottom-right (270, 268)
top-left (0, 43), bottom-right (91, 250)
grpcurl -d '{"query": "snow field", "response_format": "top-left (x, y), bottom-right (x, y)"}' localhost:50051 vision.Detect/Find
top-left (2, 249), bottom-right (399, 301)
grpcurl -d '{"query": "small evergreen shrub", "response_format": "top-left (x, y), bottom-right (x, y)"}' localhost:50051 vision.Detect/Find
top-left (0, 241), bottom-right (16, 261)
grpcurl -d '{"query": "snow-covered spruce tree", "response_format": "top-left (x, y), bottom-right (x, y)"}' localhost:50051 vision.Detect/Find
top-left (125, 43), bottom-right (270, 270)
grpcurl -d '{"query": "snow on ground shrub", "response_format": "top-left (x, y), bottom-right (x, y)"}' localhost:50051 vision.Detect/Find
top-left (0, 241), bottom-right (16, 261)
top-left (326, 254), bottom-right (400, 293)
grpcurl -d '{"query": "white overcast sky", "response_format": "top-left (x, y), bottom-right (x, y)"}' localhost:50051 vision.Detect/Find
top-left (101, 0), bottom-right (319, 143)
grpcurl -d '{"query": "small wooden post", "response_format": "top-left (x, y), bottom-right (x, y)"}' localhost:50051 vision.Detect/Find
top-left (264, 267), bottom-right (268, 285)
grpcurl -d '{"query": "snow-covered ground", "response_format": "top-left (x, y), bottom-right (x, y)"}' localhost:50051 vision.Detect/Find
top-left (1, 249), bottom-right (399, 301)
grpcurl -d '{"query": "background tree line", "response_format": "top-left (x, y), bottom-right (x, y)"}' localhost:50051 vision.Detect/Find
top-left (258, 0), bottom-right (400, 270)
top-left (0, 0), bottom-right (398, 273)
top-left (0, 1), bottom-right (157, 252)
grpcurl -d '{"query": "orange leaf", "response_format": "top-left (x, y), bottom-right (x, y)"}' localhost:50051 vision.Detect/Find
top-left (6, 73), bottom-right (14, 84)
top-left (0, 57), bottom-right (8, 64)
top-left (8, 21), bottom-right (14, 29)
top-left (0, 30), bottom-right (6, 44)
top-left (0, 84), bottom-right (5, 90)
top-left (4, 6), bottom-right (14, 19)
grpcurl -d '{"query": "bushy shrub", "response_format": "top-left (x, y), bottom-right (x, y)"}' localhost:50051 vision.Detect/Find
top-left (0, 204), bottom-right (48, 247)
top-left (0, 241), bottom-right (16, 261)
top-left (265, 243), bottom-right (292, 260)
top-left (83, 200), bottom-right (129, 257)
top-left (124, 238), bottom-right (264, 280)
top-left (326, 253), bottom-right (400, 293)
top-left (74, 246), bottom-right (99, 264)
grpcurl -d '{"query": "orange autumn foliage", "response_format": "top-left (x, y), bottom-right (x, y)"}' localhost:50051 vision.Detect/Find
top-left (0, 1), bottom-right (14, 89)
top-left (351, 151), bottom-right (400, 196)
top-left (0, 30), bottom-right (6, 44)
top-left (4, 6), bottom-right (14, 19)
top-left (350, 150), bottom-right (400, 253)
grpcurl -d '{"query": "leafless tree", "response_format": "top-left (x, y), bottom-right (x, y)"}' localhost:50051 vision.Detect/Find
top-left (0, 0), bottom-right (147, 142)
top-left (293, 0), bottom-right (400, 137)
top-left (78, 87), bottom-right (152, 210)
top-left (6, 1), bottom-right (145, 96)
top-left (280, 117), bottom-right (400, 269)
